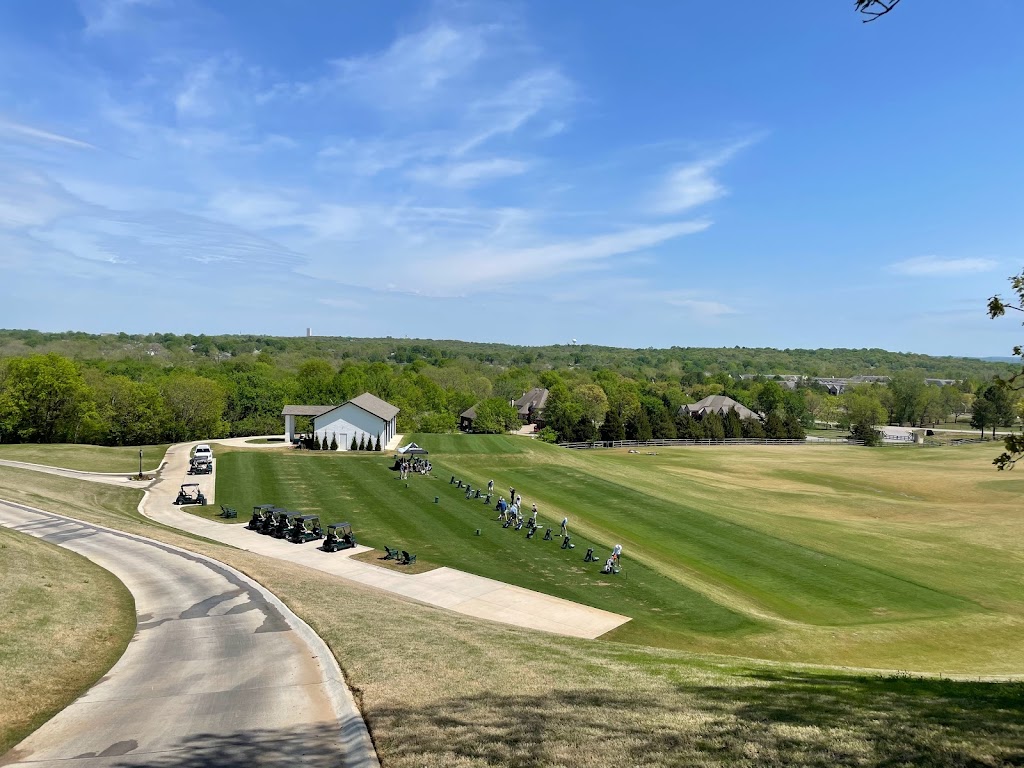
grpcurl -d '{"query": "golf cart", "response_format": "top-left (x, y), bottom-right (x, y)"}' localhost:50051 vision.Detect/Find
top-left (188, 457), bottom-right (212, 475)
top-left (247, 504), bottom-right (275, 530)
top-left (174, 483), bottom-right (207, 506)
top-left (288, 514), bottom-right (323, 543)
top-left (258, 507), bottom-right (286, 535)
top-left (272, 511), bottom-right (297, 539)
top-left (322, 522), bottom-right (357, 552)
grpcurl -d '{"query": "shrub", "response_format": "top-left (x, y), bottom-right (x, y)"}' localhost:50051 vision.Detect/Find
top-left (358, 434), bottom-right (365, 450)
top-left (375, 433), bottom-right (382, 451)
top-left (350, 434), bottom-right (358, 451)
top-left (330, 433), bottom-right (338, 451)
top-left (537, 426), bottom-right (559, 443)
top-left (321, 434), bottom-right (329, 450)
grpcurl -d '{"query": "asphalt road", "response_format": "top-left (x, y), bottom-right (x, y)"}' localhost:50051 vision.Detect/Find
top-left (0, 500), bottom-right (377, 768)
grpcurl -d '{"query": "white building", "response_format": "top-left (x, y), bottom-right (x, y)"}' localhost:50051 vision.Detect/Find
top-left (282, 393), bottom-right (399, 450)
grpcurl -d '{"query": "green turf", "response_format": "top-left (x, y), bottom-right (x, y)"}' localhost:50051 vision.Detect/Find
top-left (215, 451), bottom-right (757, 645)
top-left (215, 435), bottom-right (1024, 663)
top-left (0, 444), bottom-right (169, 473)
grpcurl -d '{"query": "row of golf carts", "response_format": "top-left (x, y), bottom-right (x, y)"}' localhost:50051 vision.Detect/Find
top-left (246, 504), bottom-right (357, 552)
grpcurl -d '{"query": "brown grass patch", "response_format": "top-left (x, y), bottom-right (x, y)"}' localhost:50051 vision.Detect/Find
top-left (0, 527), bottom-right (135, 755)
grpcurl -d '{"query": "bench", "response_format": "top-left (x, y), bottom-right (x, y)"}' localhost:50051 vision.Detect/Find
top-left (399, 551), bottom-right (417, 566)
top-left (383, 546), bottom-right (400, 560)
top-left (219, 505), bottom-right (237, 519)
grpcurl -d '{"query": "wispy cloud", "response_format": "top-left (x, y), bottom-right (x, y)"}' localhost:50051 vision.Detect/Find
top-left (404, 219), bottom-right (711, 292)
top-left (407, 158), bottom-right (530, 188)
top-left (653, 138), bottom-right (757, 214)
top-left (887, 255), bottom-right (999, 276)
top-left (0, 119), bottom-right (97, 150)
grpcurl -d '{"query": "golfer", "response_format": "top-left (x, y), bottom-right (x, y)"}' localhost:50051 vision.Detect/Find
top-left (560, 517), bottom-right (568, 537)
top-left (487, 479), bottom-right (494, 492)
top-left (530, 503), bottom-right (538, 525)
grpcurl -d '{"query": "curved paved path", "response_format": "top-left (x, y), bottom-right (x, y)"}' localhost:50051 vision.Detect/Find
top-left (0, 459), bottom-right (158, 487)
top-left (0, 500), bottom-right (377, 768)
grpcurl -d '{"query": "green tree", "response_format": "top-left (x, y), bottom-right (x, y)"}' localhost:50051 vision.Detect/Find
top-left (160, 374), bottom-right (227, 441)
top-left (755, 380), bottom-right (784, 418)
top-left (626, 408), bottom-right (652, 441)
top-left (295, 359), bottom-right (337, 404)
top-left (702, 412), bottom-right (725, 441)
top-left (472, 398), bottom-right (519, 434)
top-left (600, 407), bottom-right (626, 441)
top-left (723, 407), bottom-right (744, 439)
top-left (536, 426), bottom-right (559, 443)
top-left (358, 434), bottom-right (365, 450)
top-left (573, 413), bottom-right (597, 442)
top-left (0, 354), bottom-right (97, 443)
top-left (973, 384), bottom-right (1013, 439)
top-left (351, 434), bottom-right (358, 451)
top-left (375, 433), bottom-right (382, 451)
top-left (742, 417), bottom-right (766, 439)
top-left (92, 375), bottom-right (165, 445)
top-left (888, 371), bottom-right (927, 425)
top-left (330, 433), bottom-right (338, 451)
top-left (322, 434), bottom-right (330, 451)
top-left (764, 412), bottom-right (786, 439)
top-left (784, 411), bottom-right (806, 440)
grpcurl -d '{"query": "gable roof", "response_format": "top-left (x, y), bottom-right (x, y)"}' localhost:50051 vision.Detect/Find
top-left (282, 404), bottom-right (336, 417)
top-left (679, 395), bottom-right (760, 421)
top-left (345, 392), bottom-right (400, 422)
top-left (460, 405), bottom-right (478, 420)
top-left (513, 387), bottom-right (549, 416)
top-left (287, 392), bottom-right (400, 423)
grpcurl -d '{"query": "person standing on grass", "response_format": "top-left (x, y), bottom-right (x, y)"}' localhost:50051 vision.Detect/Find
top-left (487, 479), bottom-right (494, 493)
top-left (560, 517), bottom-right (568, 538)
top-left (530, 503), bottom-right (538, 526)
top-left (514, 494), bottom-right (522, 508)
top-left (497, 496), bottom-right (508, 521)
top-left (509, 487), bottom-right (515, 503)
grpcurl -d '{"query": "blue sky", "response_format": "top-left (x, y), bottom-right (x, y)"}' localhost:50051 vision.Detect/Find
top-left (1, 0), bottom-right (1022, 355)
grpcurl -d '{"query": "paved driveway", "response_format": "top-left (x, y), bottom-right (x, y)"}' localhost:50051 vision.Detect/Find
top-left (0, 500), bottom-right (376, 768)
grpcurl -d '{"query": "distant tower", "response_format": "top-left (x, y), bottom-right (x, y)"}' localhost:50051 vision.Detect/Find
top-left (306, 328), bottom-right (312, 337)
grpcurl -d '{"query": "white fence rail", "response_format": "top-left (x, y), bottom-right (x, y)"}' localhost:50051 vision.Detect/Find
top-left (558, 438), bottom-right (864, 449)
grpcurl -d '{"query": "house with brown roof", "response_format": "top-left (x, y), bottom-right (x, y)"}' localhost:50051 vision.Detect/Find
top-left (282, 392), bottom-right (399, 449)
top-left (513, 387), bottom-right (549, 425)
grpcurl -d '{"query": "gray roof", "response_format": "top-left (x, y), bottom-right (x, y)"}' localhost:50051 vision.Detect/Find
top-left (461, 405), bottom-right (478, 420)
top-left (680, 395), bottom-right (760, 421)
top-left (282, 405), bottom-right (336, 417)
top-left (513, 387), bottom-right (549, 416)
top-left (347, 392), bottom-right (400, 422)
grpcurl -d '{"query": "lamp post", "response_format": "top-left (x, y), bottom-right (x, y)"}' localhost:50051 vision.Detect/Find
top-left (139, 449), bottom-right (143, 478)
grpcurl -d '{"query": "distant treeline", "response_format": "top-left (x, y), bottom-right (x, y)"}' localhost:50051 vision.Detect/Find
top-left (0, 329), bottom-right (1007, 446)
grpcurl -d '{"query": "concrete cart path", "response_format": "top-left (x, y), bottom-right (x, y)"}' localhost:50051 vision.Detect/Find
top-left (0, 459), bottom-right (156, 487)
top-left (150, 442), bottom-right (630, 640)
top-left (0, 500), bottom-right (377, 768)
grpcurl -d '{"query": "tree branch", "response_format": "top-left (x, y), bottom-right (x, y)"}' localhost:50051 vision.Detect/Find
top-left (856, 0), bottom-right (902, 22)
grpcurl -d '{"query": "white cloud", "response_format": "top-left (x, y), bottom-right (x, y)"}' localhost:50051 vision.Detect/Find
top-left (408, 158), bottom-right (529, 188)
top-left (405, 219), bottom-right (711, 291)
top-left (330, 23), bottom-right (486, 110)
top-left (653, 138), bottom-right (756, 214)
top-left (887, 256), bottom-right (999, 276)
top-left (0, 119), bottom-right (97, 150)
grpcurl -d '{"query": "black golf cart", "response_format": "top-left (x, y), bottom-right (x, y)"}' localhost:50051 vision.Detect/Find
top-left (288, 514), bottom-right (323, 543)
top-left (322, 522), bottom-right (357, 552)
top-left (174, 483), bottom-right (207, 506)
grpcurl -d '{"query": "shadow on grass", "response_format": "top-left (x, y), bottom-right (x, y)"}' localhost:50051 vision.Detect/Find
top-left (366, 674), bottom-right (1024, 767)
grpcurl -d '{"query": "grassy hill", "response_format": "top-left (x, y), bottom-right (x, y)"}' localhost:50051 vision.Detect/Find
top-left (215, 436), bottom-right (1024, 672)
